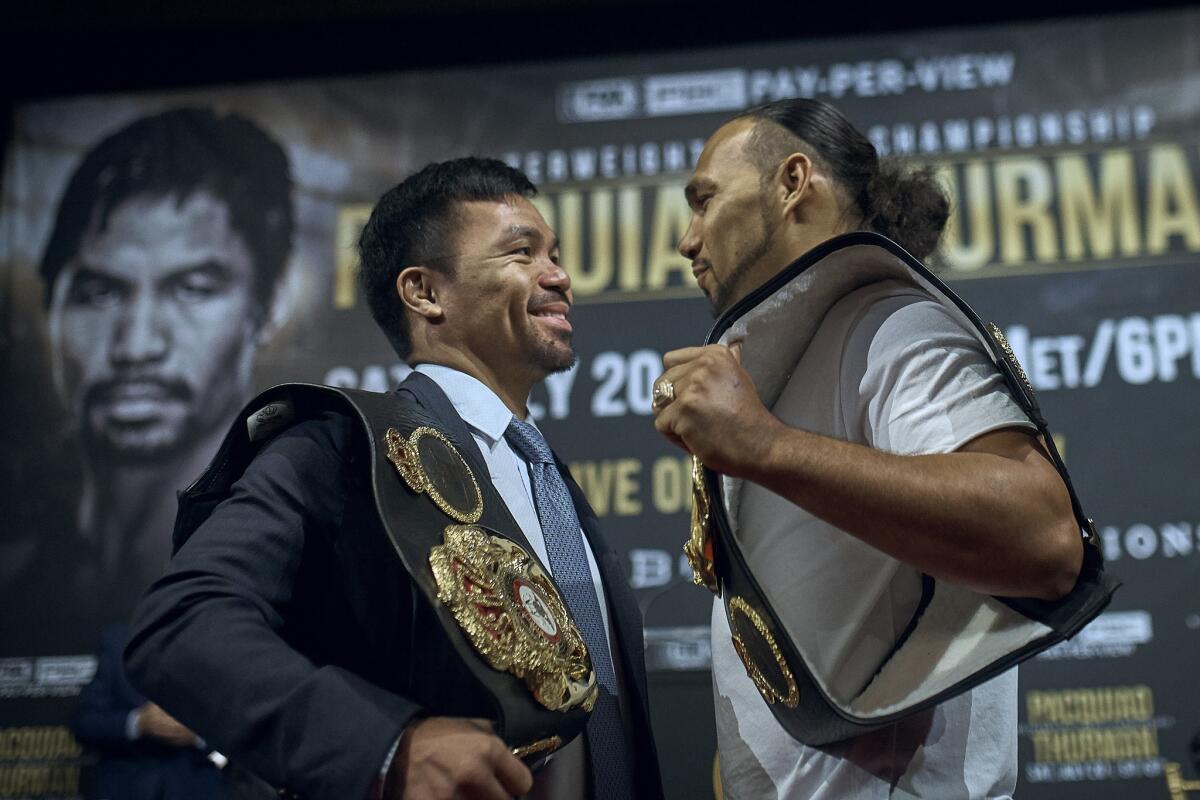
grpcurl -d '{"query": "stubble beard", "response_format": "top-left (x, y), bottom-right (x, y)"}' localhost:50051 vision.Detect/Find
top-left (78, 356), bottom-right (253, 467)
top-left (531, 331), bottom-right (578, 375)
top-left (82, 410), bottom-right (197, 465)
top-left (708, 198), bottom-right (779, 318)
top-left (527, 290), bottom-right (578, 374)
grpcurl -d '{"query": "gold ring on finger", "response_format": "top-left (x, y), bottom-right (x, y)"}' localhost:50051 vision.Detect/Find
top-left (652, 379), bottom-right (676, 410)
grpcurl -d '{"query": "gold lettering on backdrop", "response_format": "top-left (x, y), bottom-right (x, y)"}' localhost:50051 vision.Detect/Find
top-left (568, 458), bottom-right (643, 517)
top-left (330, 142), bottom-right (1200, 306)
top-left (645, 184), bottom-right (693, 291)
top-left (1025, 686), bottom-right (1162, 765)
top-left (613, 459), bottom-right (642, 516)
top-left (651, 455), bottom-right (694, 515)
top-left (0, 727), bottom-right (82, 796)
top-left (939, 160), bottom-right (993, 272)
top-left (586, 189), bottom-right (614, 294)
top-left (555, 192), bottom-right (589, 292)
top-left (1026, 685), bottom-right (1154, 725)
top-left (995, 157), bottom-right (1059, 265)
top-left (1146, 144), bottom-right (1200, 254)
top-left (0, 727), bottom-right (81, 760)
top-left (933, 143), bottom-right (1200, 275)
top-left (0, 764), bottom-right (80, 795)
top-left (1030, 727), bottom-right (1159, 762)
top-left (1057, 150), bottom-right (1141, 261)
top-left (618, 187), bottom-right (643, 291)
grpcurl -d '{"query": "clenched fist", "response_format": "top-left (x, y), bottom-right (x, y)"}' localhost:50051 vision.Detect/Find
top-left (384, 717), bottom-right (533, 800)
top-left (651, 342), bottom-right (780, 477)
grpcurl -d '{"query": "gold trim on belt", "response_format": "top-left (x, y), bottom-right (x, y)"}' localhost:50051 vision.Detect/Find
top-left (729, 595), bottom-right (800, 709)
top-left (386, 426), bottom-right (484, 524)
top-left (685, 456), bottom-right (719, 594)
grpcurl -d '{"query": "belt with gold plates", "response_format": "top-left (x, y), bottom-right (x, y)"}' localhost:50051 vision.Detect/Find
top-left (174, 383), bottom-right (596, 761)
top-left (684, 231), bottom-right (1120, 745)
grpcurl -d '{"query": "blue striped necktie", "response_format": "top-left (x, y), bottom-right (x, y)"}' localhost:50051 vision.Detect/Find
top-left (504, 417), bottom-right (636, 800)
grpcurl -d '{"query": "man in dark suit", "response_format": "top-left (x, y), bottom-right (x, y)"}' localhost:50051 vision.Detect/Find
top-left (72, 625), bottom-right (222, 800)
top-left (125, 158), bottom-right (664, 800)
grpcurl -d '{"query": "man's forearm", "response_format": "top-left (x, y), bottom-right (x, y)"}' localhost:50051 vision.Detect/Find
top-left (742, 420), bottom-right (1082, 600)
top-left (652, 343), bottom-right (1082, 600)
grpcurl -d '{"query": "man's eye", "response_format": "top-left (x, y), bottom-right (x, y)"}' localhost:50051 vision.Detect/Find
top-left (512, 247), bottom-right (533, 258)
top-left (67, 277), bottom-right (123, 307)
top-left (170, 270), bottom-right (230, 302)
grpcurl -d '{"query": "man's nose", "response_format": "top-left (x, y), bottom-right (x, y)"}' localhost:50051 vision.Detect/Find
top-left (110, 291), bottom-right (169, 367)
top-left (539, 260), bottom-right (571, 294)
top-left (678, 218), bottom-right (701, 261)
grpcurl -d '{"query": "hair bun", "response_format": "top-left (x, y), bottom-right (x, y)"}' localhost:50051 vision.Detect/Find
top-left (863, 158), bottom-right (950, 261)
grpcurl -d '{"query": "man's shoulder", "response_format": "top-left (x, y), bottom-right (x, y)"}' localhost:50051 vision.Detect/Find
top-left (824, 280), bottom-right (974, 357)
top-left (831, 279), bottom-right (935, 328)
top-left (267, 407), bottom-right (359, 455)
top-left (257, 383), bottom-right (427, 445)
top-left (249, 386), bottom-right (423, 469)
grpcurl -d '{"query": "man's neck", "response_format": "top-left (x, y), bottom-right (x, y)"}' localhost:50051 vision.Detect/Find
top-left (410, 348), bottom-right (537, 418)
top-left (79, 423), bottom-right (230, 579)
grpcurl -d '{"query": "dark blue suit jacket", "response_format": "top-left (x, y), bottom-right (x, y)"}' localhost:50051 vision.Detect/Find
top-left (125, 373), bottom-right (663, 799)
top-left (73, 625), bottom-right (222, 800)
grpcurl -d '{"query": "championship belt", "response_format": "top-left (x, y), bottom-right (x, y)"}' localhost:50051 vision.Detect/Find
top-left (684, 231), bottom-right (1120, 745)
top-left (174, 383), bottom-right (595, 759)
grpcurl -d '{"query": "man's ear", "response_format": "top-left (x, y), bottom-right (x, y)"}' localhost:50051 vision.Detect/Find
top-left (397, 266), bottom-right (443, 320)
top-left (779, 152), bottom-right (815, 219)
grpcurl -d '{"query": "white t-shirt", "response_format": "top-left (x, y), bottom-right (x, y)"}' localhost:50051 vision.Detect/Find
top-left (712, 281), bottom-right (1036, 800)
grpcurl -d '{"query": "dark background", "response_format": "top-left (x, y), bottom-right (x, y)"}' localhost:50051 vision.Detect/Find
top-left (4, 0), bottom-right (1192, 104)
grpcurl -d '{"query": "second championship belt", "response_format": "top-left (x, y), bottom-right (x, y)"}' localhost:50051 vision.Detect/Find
top-left (684, 232), bottom-right (1120, 746)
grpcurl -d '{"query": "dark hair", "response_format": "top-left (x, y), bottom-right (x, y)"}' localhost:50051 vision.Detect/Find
top-left (357, 157), bottom-right (537, 359)
top-left (736, 99), bottom-right (949, 260)
top-left (39, 107), bottom-right (294, 323)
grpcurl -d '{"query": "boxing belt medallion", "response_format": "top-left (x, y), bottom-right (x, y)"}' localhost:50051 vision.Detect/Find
top-left (686, 231), bottom-right (1120, 745)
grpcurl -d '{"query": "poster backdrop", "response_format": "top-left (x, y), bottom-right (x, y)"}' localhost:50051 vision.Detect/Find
top-left (2, 8), bottom-right (1199, 799)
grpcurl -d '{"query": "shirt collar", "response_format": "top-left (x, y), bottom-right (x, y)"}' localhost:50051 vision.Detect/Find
top-left (412, 363), bottom-right (529, 449)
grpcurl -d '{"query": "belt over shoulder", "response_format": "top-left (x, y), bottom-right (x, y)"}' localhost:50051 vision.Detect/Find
top-left (174, 382), bottom-right (596, 757)
top-left (685, 231), bottom-right (1121, 745)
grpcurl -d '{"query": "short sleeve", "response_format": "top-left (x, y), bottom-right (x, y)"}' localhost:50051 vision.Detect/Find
top-left (840, 291), bottom-right (1037, 455)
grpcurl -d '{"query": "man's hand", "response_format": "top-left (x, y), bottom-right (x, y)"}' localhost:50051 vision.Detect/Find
top-left (384, 717), bottom-right (533, 800)
top-left (135, 702), bottom-right (199, 748)
top-left (652, 342), bottom-right (779, 477)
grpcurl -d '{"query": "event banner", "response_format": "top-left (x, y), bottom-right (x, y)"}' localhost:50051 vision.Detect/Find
top-left (2, 8), bottom-right (1198, 799)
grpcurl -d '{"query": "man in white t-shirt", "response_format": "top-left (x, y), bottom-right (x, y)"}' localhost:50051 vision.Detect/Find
top-left (651, 99), bottom-right (1084, 798)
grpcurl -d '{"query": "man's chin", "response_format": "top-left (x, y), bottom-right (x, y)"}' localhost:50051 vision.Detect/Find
top-left (540, 350), bottom-right (578, 375)
top-left (83, 423), bottom-right (190, 465)
top-left (522, 326), bottom-right (574, 372)
top-left (533, 340), bottom-right (577, 375)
